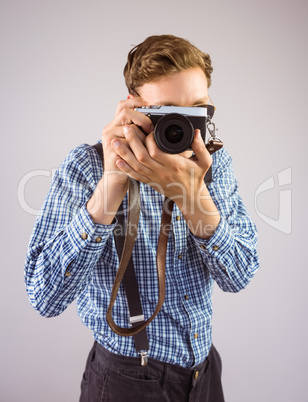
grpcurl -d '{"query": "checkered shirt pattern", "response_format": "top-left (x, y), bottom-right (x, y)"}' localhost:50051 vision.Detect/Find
top-left (25, 143), bottom-right (259, 368)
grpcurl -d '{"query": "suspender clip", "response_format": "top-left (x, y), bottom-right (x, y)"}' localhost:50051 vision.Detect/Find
top-left (129, 314), bottom-right (145, 327)
top-left (139, 350), bottom-right (148, 366)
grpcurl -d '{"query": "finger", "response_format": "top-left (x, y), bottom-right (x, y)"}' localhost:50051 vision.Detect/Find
top-left (145, 132), bottom-right (183, 165)
top-left (111, 132), bottom-right (155, 176)
top-left (102, 125), bottom-right (125, 141)
top-left (123, 126), bottom-right (163, 169)
top-left (122, 124), bottom-right (148, 143)
top-left (190, 129), bottom-right (212, 168)
top-left (114, 97), bottom-right (154, 134)
top-left (103, 122), bottom-right (147, 145)
top-left (120, 110), bottom-right (153, 134)
top-left (115, 97), bottom-right (150, 117)
top-left (115, 159), bottom-right (152, 184)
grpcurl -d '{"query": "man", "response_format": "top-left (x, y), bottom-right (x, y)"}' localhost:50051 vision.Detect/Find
top-left (25, 35), bottom-right (259, 401)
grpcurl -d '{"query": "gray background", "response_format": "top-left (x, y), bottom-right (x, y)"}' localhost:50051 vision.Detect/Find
top-left (1, 0), bottom-right (307, 401)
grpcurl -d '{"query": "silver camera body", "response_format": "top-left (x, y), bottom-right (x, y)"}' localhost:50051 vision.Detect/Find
top-left (135, 105), bottom-right (214, 154)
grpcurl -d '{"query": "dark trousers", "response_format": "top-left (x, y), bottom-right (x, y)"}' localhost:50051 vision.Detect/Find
top-left (79, 342), bottom-right (225, 402)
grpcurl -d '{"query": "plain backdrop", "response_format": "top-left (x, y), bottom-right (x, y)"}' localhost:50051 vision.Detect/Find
top-left (1, 0), bottom-right (307, 401)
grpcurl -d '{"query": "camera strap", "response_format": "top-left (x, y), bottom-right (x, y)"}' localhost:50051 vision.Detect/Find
top-left (105, 178), bottom-right (173, 337)
top-left (92, 137), bottom-right (221, 365)
top-left (93, 142), bottom-right (160, 365)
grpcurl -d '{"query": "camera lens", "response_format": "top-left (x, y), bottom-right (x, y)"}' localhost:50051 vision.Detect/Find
top-left (165, 125), bottom-right (184, 144)
top-left (154, 113), bottom-right (194, 154)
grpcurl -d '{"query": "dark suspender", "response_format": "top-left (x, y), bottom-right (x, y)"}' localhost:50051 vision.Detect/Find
top-left (92, 142), bottom-right (149, 365)
top-left (92, 141), bottom-right (213, 366)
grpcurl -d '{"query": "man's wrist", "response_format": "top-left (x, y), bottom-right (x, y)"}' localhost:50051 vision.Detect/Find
top-left (175, 185), bottom-right (220, 239)
top-left (87, 173), bottom-right (128, 225)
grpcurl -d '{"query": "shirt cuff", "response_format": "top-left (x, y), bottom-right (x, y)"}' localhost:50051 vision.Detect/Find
top-left (191, 217), bottom-right (235, 261)
top-left (66, 203), bottom-right (117, 254)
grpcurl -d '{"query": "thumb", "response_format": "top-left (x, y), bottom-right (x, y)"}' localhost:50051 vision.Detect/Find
top-left (191, 129), bottom-right (212, 168)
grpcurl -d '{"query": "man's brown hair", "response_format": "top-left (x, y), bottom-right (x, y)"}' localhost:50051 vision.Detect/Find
top-left (124, 35), bottom-right (213, 95)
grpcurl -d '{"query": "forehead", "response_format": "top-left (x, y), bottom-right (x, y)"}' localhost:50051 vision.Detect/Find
top-left (137, 67), bottom-right (209, 106)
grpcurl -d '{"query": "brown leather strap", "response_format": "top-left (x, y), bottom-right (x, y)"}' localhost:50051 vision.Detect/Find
top-left (105, 143), bottom-right (220, 337)
top-left (92, 143), bottom-right (149, 353)
top-left (106, 179), bottom-right (173, 336)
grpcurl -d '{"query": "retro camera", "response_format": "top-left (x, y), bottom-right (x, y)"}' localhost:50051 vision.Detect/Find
top-left (135, 105), bottom-right (215, 154)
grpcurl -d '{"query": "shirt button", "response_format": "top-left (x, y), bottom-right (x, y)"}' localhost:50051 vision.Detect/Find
top-left (212, 245), bottom-right (219, 251)
top-left (95, 236), bottom-right (102, 243)
top-left (184, 295), bottom-right (189, 300)
top-left (81, 232), bottom-right (88, 240)
top-left (178, 254), bottom-right (182, 259)
top-left (176, 216), bottom-right (181, 221)
top-left (65, 271), bottom-right (71, 277)
top-left (194, 371), bottom-right (199, 380)
top-left (194, 333), bottom-right (198, 339)
top-left (200, 245), bottom-right (206, 250)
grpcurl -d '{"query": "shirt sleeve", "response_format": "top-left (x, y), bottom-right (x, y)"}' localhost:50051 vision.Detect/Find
top-left (190, 148), bottom-right (259, 292)
top-left (24, 144), bottom-right (117, 317)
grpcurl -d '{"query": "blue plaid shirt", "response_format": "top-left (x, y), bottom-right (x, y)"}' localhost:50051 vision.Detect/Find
top-left (25, 143), bottom-right (259, 368)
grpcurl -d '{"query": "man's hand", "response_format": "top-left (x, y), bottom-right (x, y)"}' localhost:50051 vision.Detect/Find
top-left (112, 126), bottom-right (221, 238)
top-left (102, 98), bottom-right (153, 185)
top-left (87, 98), bottom-right (153, 225)
top-left (112, 126), bottom-right (210, 200)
